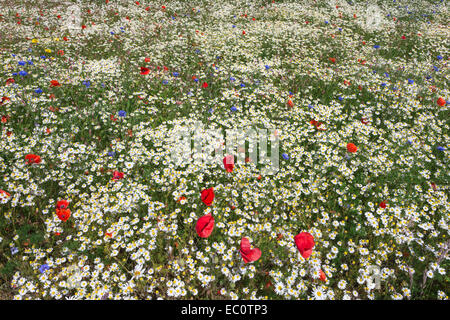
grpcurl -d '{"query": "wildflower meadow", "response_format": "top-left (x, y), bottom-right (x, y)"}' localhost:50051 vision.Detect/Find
top-left (0, 0), bottom-right (448, 301)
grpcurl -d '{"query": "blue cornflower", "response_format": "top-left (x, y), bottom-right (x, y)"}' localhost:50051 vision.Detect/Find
top-left (162, 80), bottom-right (168, 85)
top-left (230, 77), bottom-right (235, 81)
top-left (110, 31), bottom-right (114, 35)
top-left (40, 55), bottom-right (46, 59)
top-left (39, 264), bottom-right (50, 274)
top-left (18, 61), bottom-right (26, 66)
top-left (232, 25), bottom-right (236, 28)
top-left (208, 108), bottom-right (214, 113)
top-left (408, 79), bottom-right (414, 84)
top-left (82, 80), bottom-right (91, 88)
top-left (384, 72), bottom-right (389, 77)
top-left (19, 70), bottom-right (27, 76)
top-left (437, 55), bottom-right (443, 60)
top-left (374, 45), bottom-right (380, 49)
top-left (118, 110), bottom-right (126, 117)
top-left (12, 72), bottom-right (18, 76)
top-left (265, 65), bottom-right (270, 70)
top-left (230, 106), bottom-right (237, 112)
top-left (325, 20), bottom-right (329, 24)
top-left (173, 72), bottom-right (179, 77)
top-left (308, 104), bottom-right (314, 109)
top-left (194, 78), bottom-right (199, 82)
top-left (108, 151), bottom-right (116, 157)
top-left (338, 96), bottom-right (343, 101)
top-left (240, 83), bottom-right (245, 87)
top-left (282, 153), bottom-right (289, 160)
top-left (381, 83), bottom-right (386, 88)
top-left (11, 247), bottom-right (18, 255)
top-left (433, 66), bottom-right (439, 71)
top-left (28, 60), bottom-right (33, 65)
top-left (35, 88), bottom-right (43, 94)
top-left (437, 146), bottom-right (445, 151)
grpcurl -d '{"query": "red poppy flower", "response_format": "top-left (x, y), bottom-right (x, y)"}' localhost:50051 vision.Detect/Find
top-left (56, 208), bottom-right (71, 221)
top-left (140, 67), bottom-right (150, 75)
top-left (0, 190), bottom-right (11, 198)
top-left (1, 96), bottom-right (10, 105)
top-left (294, 232), bottom-right (315, 259)
top-left (50, 80), bottom-right (61, 87)
top-left (6, 78), bottom-right (15, 85)
top-left (242, 30), bottom-right (246, 35)
top-left (287, 100), bottom-right (294, 107)
top-left (195, 214), bottom-right (214, 238)
top-left (431, 183), bottom-right (437, 191)
top-left (25, 154), bottom-right (41, 164)
top-left (144, 57), bottom-right (151, 62)
top-left (202, 82), bottom-right (208, 88)
top-left (347, 143), bottom-right (357, 153)
top-left (240, 237), bottom-right (261, 263)
top-left (401, 35), bottom-right (406, 40)
top-left (223, 155), bottom-right (234, 173)
top-left (112, 171), bottom-right (124, 180)
top-left (319, 270), bottom-right (327, 282)
top-left (437, 97), bottom-right (446, 107)
top-left (200, 187), bottom-right (214, 206)
top-left (379, 201), bottom-right (387, 209)
top-left (56, 200), bottom-right (69, 209)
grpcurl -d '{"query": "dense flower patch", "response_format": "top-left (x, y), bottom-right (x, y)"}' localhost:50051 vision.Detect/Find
top-left (0, 0), bottom-right (448, 300)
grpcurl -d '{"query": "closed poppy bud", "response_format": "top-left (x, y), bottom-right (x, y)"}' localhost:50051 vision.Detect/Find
top-left (329, 57), bottom-right (336, 63)
top-left (294, 232), bottom-right (315, 259)
top-left (437, 97), bottom-right (446, 106)
top-left (202, 82), bottom-right (208, 88)
top-left (195, 214), bottom-right (214, 238)
top-left (223, 155), bottom-right (234, 172)
top-left (347, 143), bottom-right (357, 153)
top-left (240, 237), bottom-right (261, 263)
top-left (201, 188), bottom-right (214, 206)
